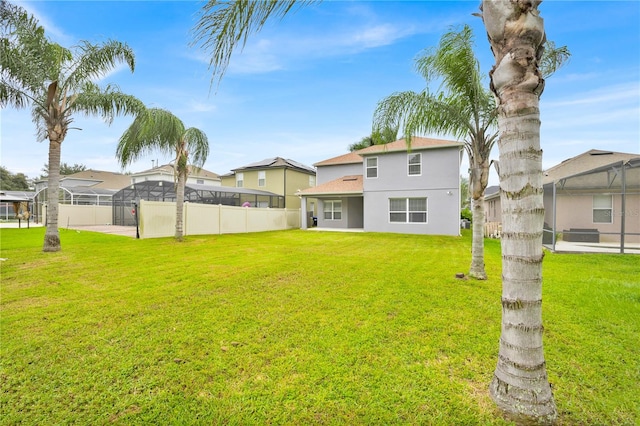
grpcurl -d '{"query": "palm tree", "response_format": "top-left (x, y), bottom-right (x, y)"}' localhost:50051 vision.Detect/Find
top-left (116, 108), bottom-right (210, 241)
top-left (481, 0), bottom-right (558, 423)
top-left (374, 25), bottom-right (495, 280)
top-left (1, 1), bottom-right (143, 252)
top-left (192, 1), bottom-right (563, 422)
top-left (348, 125), bottom-right (398, 152)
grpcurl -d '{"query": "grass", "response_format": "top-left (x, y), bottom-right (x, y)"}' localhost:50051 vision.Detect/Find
top-left (1, 228), bottom-right (638, 425)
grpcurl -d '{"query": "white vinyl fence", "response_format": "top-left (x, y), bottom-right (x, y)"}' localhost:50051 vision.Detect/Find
top-left (42, 204), bottom-right (113, 228)
top-left (138, 200), bottom-right (300, 239)
top-left (41, 201), bottom-right (300, 238)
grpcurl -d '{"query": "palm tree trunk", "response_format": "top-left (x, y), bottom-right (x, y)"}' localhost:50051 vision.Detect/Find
top-left (482, 0), bottom-right (557, 423)
top-left (469, 161), bottom-right (489, 279)
top-left (175, 171), bottom-right (185, 241)
top-left (43, 138), bottom-right (61, 252)
top-left (469, 197), bottom-right (486, 279)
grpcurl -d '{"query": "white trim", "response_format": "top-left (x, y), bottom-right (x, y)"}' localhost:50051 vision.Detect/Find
top-left (408, 153), bottom-right (422, 176)
top-left (592, 194), bottom-right (613, 224)
top-left (323, 199), bottom-right (343, 221)
top-left (389, 197), bottom-right (428, 224)
top-left (365, 156), bottom-right (378, 179)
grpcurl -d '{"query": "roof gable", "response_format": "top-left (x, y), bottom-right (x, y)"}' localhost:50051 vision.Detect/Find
top-left (543, 149), bottom-right (639, 183)
top-left (357, 137), bottom-right (462, 155)
top-left (232, 157), bottom-right (315, 174)
top-left (63, 169), bottom-right (131, 190)
top-left (298, 175), bottom-right (363, 196)
top-left (314, 137), bottom-right (462, 167)
top-left (132, 164), bottom-right (220, 180)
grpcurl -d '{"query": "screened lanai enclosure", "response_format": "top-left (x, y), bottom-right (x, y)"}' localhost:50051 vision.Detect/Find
top-left (32, 186), bottom-right (116, 223)
top-left (112, 181), bottom-right (285, 226)
top-left (543, 157), bottom-right (640, 254)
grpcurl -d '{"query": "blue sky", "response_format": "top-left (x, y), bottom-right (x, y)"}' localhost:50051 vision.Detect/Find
top-left (2, 1), bottom-right (639, 186)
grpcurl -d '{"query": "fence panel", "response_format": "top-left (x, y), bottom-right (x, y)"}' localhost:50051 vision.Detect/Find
top-left (58, 205), bottom-right (112, 227)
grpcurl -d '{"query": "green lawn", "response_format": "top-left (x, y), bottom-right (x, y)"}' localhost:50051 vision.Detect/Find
top-left (1, 228), bottom-right (638, 425)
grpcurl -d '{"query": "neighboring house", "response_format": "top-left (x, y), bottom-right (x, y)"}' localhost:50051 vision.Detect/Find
top-left (542, 149), bottom-right (640, 245)
top-left (131, 163), bottom-right (221, 186)
top-left (483, 185), bottom-right (501, 223)
top-left (34, 169), bottom-right (131, 205)
top-left (0, 190), bottom-right (35, 220)
top-left (298, 137), bottom-right (464, 235)
top-left (220, 157), bottom-right (316, 210)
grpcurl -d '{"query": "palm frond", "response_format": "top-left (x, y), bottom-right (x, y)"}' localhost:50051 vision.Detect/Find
top-left (192, 0), bottom-right (317, 86)
top-left (183, 127), bottom-right (210, 168)
top-left (539, 40), bottom-right (571, 78)
top-left (65, 40), bottom-right (135, 90)
top-left (70, 82), bottom-right (143, 124)
top-left (116, 108), bottom-right (210, 171)
top-left (1, 1), bottom-right (71, 106)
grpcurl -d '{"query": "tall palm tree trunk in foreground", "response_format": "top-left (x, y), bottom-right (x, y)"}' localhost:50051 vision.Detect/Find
top-left (482, 0), bottom-right (558, 423)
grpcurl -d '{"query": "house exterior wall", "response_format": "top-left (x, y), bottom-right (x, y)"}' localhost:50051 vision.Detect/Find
top-left (186, 176), bottom-right (221, 186)
top-left (317, 163), bottom-right (362, 185)
top-left (316, 197), bottom-right (353, 230)
top-left (553, 192), bottom-right (640, 243)
top-left (360, 147), bottom-right (460, 236)
top-left (485, 196), bottom-right (502, 222)
top-left (284, 169), bottom-right (315, 210)
top-left (222, 168), bottom-right (315, 210)
top-left (347, 197), bottom-right (364, 228)
top-left (363, 189), bottom-right (459, 235)
top-left (220, 175), bottom-right (235, 187)
top-left (132, 171), bottom-right (220, 186)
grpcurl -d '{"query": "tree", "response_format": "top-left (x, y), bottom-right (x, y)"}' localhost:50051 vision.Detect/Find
top-left (348, 126), bottom-right (399, 152)
top-left (374, 25), bottom-right (496, 279)
top-left (0, 165), bottom-right (30, 190)
top-left (116, 108), bottom-right (210, 241)
top-left (1, 1), bottom-right (143, 252)
top-left (40, 162), bottom-right (87, 178)
top-left (460, 175), bottom-right (470, 210)
top-left (481, 0), bottom-right (557, 423)
top-left (192, 1), bottom-right (561, 422)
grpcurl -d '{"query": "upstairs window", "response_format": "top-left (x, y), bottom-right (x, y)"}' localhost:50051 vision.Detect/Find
top-left (408, 153), bottom-right (421, 176)
top-left (197, 179), bottom-right (204, 185)
top-left (366, 157), bottom-right (378, 178)
top-left (236, 172), bottom-right (244, 188)
top-left (258, 171), bottom-right (266, 187)
top-left (309, 175), bottom-right (316, 187)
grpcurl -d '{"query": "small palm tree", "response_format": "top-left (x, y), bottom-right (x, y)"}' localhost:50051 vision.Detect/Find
top-left (1, 1), bottom-right (143, 252)
top-left (116, 108), bottom-right (210, 241)
top-left (348, 125), bottom-right (398, 152)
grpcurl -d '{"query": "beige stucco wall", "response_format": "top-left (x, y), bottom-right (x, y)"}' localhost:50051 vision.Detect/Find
top-left (220, 168), bottom-right (315, 210)
top-left (484, 197), bottom-right (501, 223)
top-left (553, 193), bottom-right (639, 243)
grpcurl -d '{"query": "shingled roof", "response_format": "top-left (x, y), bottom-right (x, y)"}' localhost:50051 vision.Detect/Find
top-left (314, 137), bottom-right (462, 167)
top-left (232, 157), bottom-right (315, 174)
top-left (543, 149), bottom-right (639, 184)
top-left (298, 175), bottom-right (363, 196)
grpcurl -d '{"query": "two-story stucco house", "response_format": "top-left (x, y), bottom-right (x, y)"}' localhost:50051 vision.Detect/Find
top-left (131, 163), bottom-right (221, 187)
top-left (220, 157), bottom-right (316, 211)
top-left (298, 137), bottom-right (464, 235)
